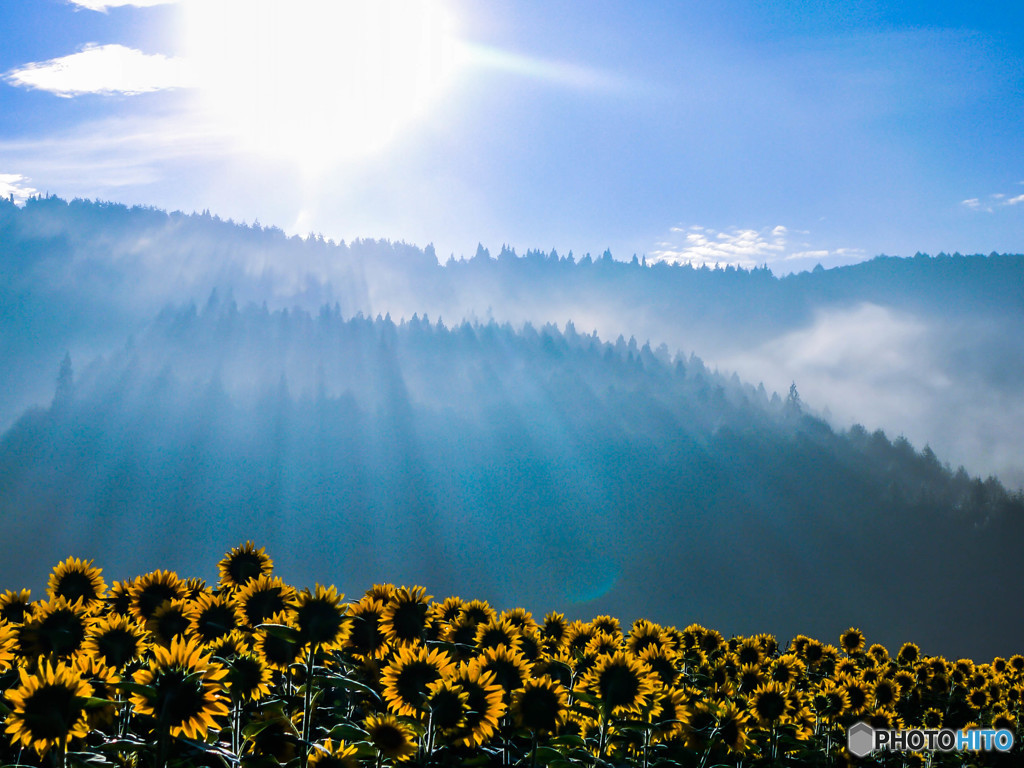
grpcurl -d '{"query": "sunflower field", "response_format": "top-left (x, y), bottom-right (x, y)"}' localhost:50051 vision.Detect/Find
top-left (0, 544), bottom-right (1019, 767)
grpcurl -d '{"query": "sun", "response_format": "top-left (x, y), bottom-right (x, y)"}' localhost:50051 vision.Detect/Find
top-left (179, 0), bottom-right (461, 169)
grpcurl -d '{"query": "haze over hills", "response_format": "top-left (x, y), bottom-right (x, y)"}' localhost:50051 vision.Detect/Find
top-left (2, 304), bottom-right (1022, 659)
top-left (3, 195), bottom-right (1023, 487)
top-left (2, 195), bottom-right (1024, 658)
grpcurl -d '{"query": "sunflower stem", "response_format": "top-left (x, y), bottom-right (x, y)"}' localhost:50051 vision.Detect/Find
top-left (302, 646), bottom-right (316, 768)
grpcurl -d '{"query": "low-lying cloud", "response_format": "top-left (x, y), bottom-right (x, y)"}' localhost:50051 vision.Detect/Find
top-left (4, 44), bottom-right (192, 97)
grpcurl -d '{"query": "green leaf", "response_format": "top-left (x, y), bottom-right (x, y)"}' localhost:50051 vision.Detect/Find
top-left (257, 623), bottom-right (302, 641)
top-left (111, 681), bottom-right (157, 698)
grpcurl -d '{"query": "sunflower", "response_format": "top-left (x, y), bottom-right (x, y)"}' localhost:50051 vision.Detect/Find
top-left (449, 660), bottom-right (505, 747)
top-left (873, 678), bottom-right (899, 708)
top-left (444, 612), bottom-right (481, 648)
top-left (626, 619), bottom-right (668, 657)
top-left (82, 613), bottom-right (150, 670)
top-left (590, 615), bottom-right (622, 639)
top-left (991, 708), bottom-right (1016, 731)
top-left (145, 598), bottom-right (194, 647)
top-left (364, 583), bottom-right (398, 603)
top-left (47, 557), bottom-right (107, 610)
top-left (206, 629), bottom-right (251, 660)
top-left (680, 699), bottom-right (718, 750)
top-left (478, 644), bottom-right (534, 702)
top-left (835, 674), bottom-right (871, 715)
top-left (511, 676), bottom-right (568, 733)
top-left (0, 621), bottom-right (15, 672)
top-left (106, 580), bottom-right (134, 617)
top-left (515, 628), bottom-right (543, 662)
top-left (748, 681), bottom-right (791, 726)
top-left (736, 663), bottom-right (766, 693)
top-left (254, 614), bottom-right (305, 672)
top-left (380, 586), bottom-right (433, 647)
top-left (1009, 655), bottom-right (1024, 675)
top-left (188, 592), bottom-right (243, 643)
top-left (429, 596), bottom-right (465, 625)
top-left (810, 680), bottom-right (849, 722)
top-left (639, 645), bottom-right (679, 688)
top-left (0, 588), bottom-right (34, 624)
top-left (22, 597), bottom-right (91, 659)
top-left (839, 627), bottom-right (866, 655)
top-left (474, 617), bottom-right (519, 652)
top-left (227, 652), bottom-right (273, 702)
top-left (582, 651), bottom-right (657, 719)
top-left (217, 541), bottom-right (274, 592)
top-left (698, 628), bottom-right (725, 656)
top-left (717, 700), bottom-right (752, 754)
top-left (73, 653), bottom-right (119, 729)
top-left (425, 678), bottom-right (469, 733)
top-left (564, 621), bottom-right (599, 656)
top-left (769, 654), bottom-right (806, 685)
top-left (364, 714), bottom-right (418, 761)
top-left (897, 642), bottom-right (921, 666)
top-left (866, 643), bottom-right (890, 665)
top-left (381, 644), bottom-right (455, 718)
top-left (540, 611), bottom-right (568, 654)
top-left (234, 574), bottom-right (297, 628)
top-left (967, 686), bottom-right (991, 710)
top-left (458, 599), bottom-right (497, 627)
top-left (131, 634), bottom-right (229, 740)
top-left (649, 686), bottom-right (688, 743)
top-left (921, 707), bottom-right (944, 728)
top-left (129, 570), bottom-right (185, 622)
top-left (4, 661), bottom-right (93, 756)
top-left (291, 584), bottom-right (349, 651)
top-left (585, 633), bottom-right (621, 657)
top-left (735, 637), bottom-right (763, 667)
top-left (308, 738), bottom-right (360, 768)
top-left (347, 597), bottom-right (389, 660)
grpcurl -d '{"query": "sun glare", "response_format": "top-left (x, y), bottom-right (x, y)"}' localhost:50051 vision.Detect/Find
top-left (180, 0), bottom-right (460, 169)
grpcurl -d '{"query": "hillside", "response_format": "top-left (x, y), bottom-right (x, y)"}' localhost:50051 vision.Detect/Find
top-left (2, 305), bottom-right (1021, 658)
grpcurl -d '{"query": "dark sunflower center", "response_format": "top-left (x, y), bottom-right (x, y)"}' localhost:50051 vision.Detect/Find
top-left (230, 656), bottom-right (265, 697)
top-left (1, 599), bottom-right (30, 623)
top-left (21, 684), bottom-right (81, 740)
top-left (754, 691), bottom-right (787, 721)
top-left (429, 688), bottom-right (465, 730)
top-left (242, 587), bottom-right (286, 626)
top-left (260, 632), bottom-right (303, 667)
top-left (153, 670), bottom-right (207, 728)
top-left (196, 604), bottom-right (239, 642)
top-left (297, 600), bottom-right (345, 645)
top-left (153, 609), bottom-right (191, 642)
top-left (371, 723), bottom-right (408, 755)
top-left (349, 612), bottom-right (385, 654)
top-left (517, 686), bottom-right (562, 731)
top-left (54, 571), bottom-right (98, 603)
top-left (394, 661), bottom-right (441, 707)
top-left (598, 664), bottom-right (641, 709)
top-left (38, 609), bottom-right (87, 656)
top-left (228, 553), bottom-right (266, 587)
top-left (137, 584), bottom-right (180, 620)
top-left (97, 628), bottom-right (140, 668)
top-left (389, 602), bottom-right (427, 643)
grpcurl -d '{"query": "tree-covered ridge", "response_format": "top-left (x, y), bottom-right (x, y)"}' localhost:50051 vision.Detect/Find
top-left (2, 307), bottom-right (1021, 658)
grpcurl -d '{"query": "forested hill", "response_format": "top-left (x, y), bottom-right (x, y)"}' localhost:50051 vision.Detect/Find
top-left (2, 305), bottom-right (1021, 658)
top-left (3, 195), bottom-right (1023, 488)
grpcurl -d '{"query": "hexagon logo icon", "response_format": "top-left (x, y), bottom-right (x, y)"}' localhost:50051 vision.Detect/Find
top-left (847, 721), bottom-right (875, 757)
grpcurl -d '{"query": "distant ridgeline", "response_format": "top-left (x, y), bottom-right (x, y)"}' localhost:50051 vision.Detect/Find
top-left (1, 305), bottom-right (1022, 659)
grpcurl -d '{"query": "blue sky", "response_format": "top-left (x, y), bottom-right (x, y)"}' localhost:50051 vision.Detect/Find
top-left (1, 0), bottom-right (1022, 272)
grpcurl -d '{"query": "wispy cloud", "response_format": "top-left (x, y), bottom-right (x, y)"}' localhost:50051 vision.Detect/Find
top-left (4, 44), bottom-right (192, 97)
top-left (0, 174), bottom-right (37, 203)
top-left (650, 224), bottom-right (866, 272)
top-left (962, 189), bottom-right (1024, 212)
top-left (66, 0), bottom-right (178, 11)
top-left (650, 225), bottom-right (788, 269)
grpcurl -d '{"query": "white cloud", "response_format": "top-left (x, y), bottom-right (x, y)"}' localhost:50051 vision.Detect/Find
top-left (67, 0), bottom-right (178, 11)
top-left (0, 174), bottom-right (37, 203)
top-left (650, 224), bottom-right (867, 272)
top-left (4, 44), bottom-right (193, 97)
top-left (962, 189), bottom-right (1024, 212)
top-left (650, 224), bottom-right (788, 269)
